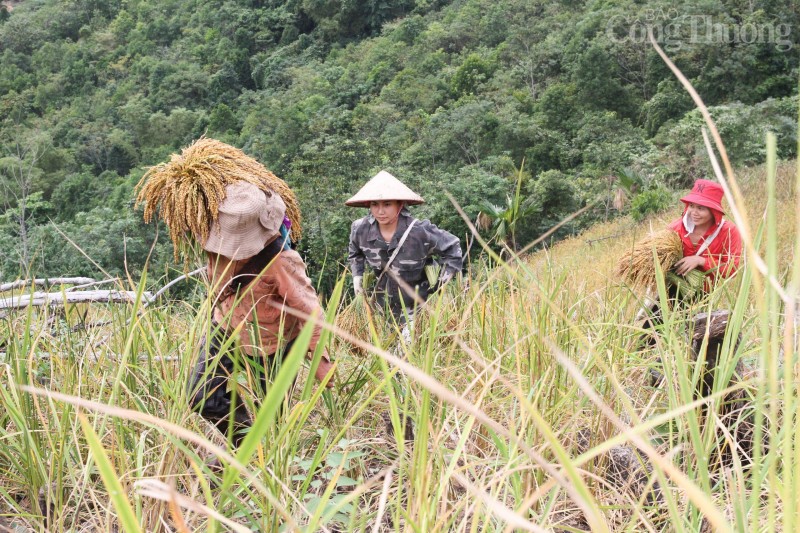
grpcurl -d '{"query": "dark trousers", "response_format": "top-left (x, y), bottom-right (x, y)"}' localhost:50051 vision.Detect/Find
top-left (187, 328), bottom-right (294, 448)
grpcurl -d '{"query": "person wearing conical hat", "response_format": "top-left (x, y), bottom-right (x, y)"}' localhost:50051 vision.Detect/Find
top-left (346, 170), bottom-right (463, 322)
top-left (136, 138), bottom-right (335, 454)
top-left (669, 179), bottom-right (741, 290)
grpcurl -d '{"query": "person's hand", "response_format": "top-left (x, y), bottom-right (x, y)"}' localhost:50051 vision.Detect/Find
top-left (673, 255), bottom-right (706, 276)
top-left (314, 356), bottom-right (336, 389)
top-left (353, 275), bottom-right (364, 296)
top-left (400, 324), bottom-right (412, 345)
top-left (439, 270), bottom-right (454, 286)
top-left (432, 270), bottom-right (455, 294)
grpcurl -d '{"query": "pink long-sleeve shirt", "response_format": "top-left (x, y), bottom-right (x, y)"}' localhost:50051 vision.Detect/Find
top-left (207, 249), bottom-right (329, 361)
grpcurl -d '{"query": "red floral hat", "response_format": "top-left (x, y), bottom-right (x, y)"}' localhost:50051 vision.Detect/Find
top-left (680, 179), bottom-right (724, 213)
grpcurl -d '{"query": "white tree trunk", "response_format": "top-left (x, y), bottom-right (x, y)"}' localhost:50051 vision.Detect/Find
top-left (0, 290), bottom-right (154, 310)
top-left (0, 277), bottom-right (98, 292)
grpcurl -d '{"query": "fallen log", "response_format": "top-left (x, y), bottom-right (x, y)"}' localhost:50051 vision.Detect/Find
top-left (146, 267), bottom-right (204, 305)
top-left (0, 277), bottom-right (97, 292)
top-left (691, 310), bottom-right (730, 342)
top-left (0, 290), bottom-right (154, 310)
top-left (0, 268), bottom-right (203, 320)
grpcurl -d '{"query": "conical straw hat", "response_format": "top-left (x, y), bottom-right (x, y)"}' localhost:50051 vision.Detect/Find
top-left (345, 171), bottom-right (424, 207)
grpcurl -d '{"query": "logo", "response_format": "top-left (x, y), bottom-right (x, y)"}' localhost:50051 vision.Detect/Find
top-left (606, 10), bottom-right (794, 52)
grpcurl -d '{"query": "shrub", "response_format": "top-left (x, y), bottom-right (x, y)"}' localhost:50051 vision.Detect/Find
top-left (630, 187), bottom-right (673, 221)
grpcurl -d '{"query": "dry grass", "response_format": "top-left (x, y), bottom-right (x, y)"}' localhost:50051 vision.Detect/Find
top-left (614, 229), bottom-right (683, 290)
top-left (1, 161), bottom-right (797, 532)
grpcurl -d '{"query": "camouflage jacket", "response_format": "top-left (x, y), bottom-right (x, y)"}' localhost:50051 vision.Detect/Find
top-left (348, 209), bottom-right (462, 317)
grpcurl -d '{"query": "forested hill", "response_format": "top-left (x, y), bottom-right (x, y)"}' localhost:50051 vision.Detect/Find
top-left (0, 0), bottom-right (797, 291)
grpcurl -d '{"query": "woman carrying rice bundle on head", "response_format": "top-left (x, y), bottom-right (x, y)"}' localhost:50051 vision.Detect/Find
top-left (136, 138), bottom-right (335, 454)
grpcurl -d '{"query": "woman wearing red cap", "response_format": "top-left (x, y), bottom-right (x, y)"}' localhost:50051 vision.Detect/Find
top-left (669, 179), bottom-right (742, 287)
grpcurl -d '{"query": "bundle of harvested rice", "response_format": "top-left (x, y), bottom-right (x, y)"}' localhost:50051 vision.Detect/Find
top-left (135, 137), bottom-right (302, 260)
top-left (335, 295), bottom-right (375, 356)
top-left (615, 230), bottom-right (683, 289)
top-left (666, 269), bottom-right (706, 301)
top-left (424, 262), bottom-right (440, 287)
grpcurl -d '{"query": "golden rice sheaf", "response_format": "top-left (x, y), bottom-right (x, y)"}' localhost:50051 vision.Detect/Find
top-left (135, 137), bottom-right (304, 260)
top-left (615, 230), bottom-right (684, 289)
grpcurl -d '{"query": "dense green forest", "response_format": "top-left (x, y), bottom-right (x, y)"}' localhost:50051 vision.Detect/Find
top-left (0, 0), bottom-right (797, 292)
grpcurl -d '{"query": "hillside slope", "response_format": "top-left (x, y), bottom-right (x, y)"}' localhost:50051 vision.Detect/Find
top-left (0, 0), bottom-right (797, 290)
top-left (527, 160), bottom-right (797, 297)
top-left (0, 160), bottom-right (796, 531)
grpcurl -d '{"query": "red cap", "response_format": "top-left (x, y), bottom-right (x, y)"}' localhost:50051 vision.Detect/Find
top-left (680, 179), bottom-right (724, 213)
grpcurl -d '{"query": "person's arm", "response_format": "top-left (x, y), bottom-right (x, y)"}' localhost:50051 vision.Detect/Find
top-left (422, 221), bottom-right (463, 285)
top-left (670, 222), bottom-right (699, 276)
top-left (705, 223), bottom-right (742, 278)
top-left (348, 219), bottom-right (367, 294)
top-left (674, 255), bottom-right (706, 276)
top-left (272, 252), bottom-right (334, 386)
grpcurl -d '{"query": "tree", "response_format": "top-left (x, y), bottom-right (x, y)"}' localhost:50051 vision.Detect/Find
top-left (451, 52), bottom-right (495, 98)
top-left (300, 0), bottom-right (415, 40)
top-left (426, 98), bottom-right (498, 167)
top-left (208, 103), bottom-right (238, 135)
top-left (418, 162), bottom-right (509, 246)
top-left (0, 127), bottom-right (52, 273)
top-left (78, 124), bottom-right (138, 176)
top-left (289, 132), bottom-right (378, 294)
top-left (520, 169), bottom-right (579, 244)
top-left (478, 168), bottom-right (531, 253)
top-left (572, 42), bottom-right (635, 120)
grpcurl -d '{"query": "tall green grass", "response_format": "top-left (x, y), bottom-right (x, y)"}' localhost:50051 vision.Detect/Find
top-left (1, 54), bottom-right (799, 533)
